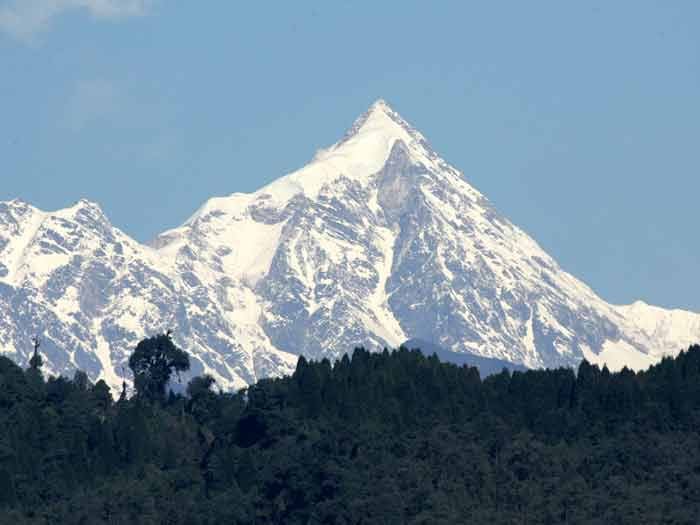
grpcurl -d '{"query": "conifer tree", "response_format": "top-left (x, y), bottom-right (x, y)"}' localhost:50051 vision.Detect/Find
top-left (28, 336), bottom-right (43, 371)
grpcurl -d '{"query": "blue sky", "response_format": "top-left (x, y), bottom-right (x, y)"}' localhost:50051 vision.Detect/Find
top-left (1, 1), bottom-right (699, 311)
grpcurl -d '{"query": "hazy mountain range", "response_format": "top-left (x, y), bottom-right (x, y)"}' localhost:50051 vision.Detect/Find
top-left (2, 100), bottom-right (699, 392)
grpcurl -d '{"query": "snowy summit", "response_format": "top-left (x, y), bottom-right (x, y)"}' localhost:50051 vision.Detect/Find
top-left (1, 99), bottom-right (700, 392)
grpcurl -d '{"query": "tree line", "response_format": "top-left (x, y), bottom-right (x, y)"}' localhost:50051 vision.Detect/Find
top-left (1, 333), bottom-right (700, 523)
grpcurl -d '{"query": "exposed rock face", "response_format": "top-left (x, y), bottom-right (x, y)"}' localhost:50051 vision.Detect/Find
top-left (2, 100), bottom-right (699, 391)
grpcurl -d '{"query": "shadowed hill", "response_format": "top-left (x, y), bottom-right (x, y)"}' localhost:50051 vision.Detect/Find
top-left (403, 338), bottom-right (528, 376)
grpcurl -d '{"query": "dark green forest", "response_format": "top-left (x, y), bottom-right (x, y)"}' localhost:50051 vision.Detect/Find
top-left (2, 333), bottom-right (700, 524)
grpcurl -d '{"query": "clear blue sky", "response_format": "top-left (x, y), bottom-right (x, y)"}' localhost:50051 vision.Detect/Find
top-left (1, 1), bottom-right (699, 311)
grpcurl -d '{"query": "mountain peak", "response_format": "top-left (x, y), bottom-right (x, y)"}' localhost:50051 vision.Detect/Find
top-left (367, 98), bottom-right (392, 115)
top-left (246, 100), bottom-right (436, 205)
top-left (51, 199), bottom-right (109, 228)
top-left (342, 98), bottom-right (416, 143)
top-left (71, 198), bottom-right (103, 212)
top-left (3, 100), bottom-right (700, 396)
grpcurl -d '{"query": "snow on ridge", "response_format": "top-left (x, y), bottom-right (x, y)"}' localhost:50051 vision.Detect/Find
top-left (2, 99), bottom-right (700, 391)
top-left (582, 340), bottom-right (657, 372)
top-left (256, 99), bottom-right (424, 204)
top-left (0, 201), bottom-right (47, 285)
top-left (363, 223), bottom-right (406, 347)
top-left (180, 99), bottom-right (441, 218)
top-left (149, 98), bottom-right (700, 375)
top-left (614, 301), bottom-right (700, 358)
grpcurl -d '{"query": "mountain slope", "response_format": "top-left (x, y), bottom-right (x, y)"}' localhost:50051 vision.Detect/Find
top-left (0, 199), bottom-right (297, 391)
top-left (1, 100), bottom-right (698, 390)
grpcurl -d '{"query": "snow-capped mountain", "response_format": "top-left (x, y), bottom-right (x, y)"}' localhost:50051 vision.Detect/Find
top-left (0, 198), bottom-right (297, 391)
top-left (1, 99), bottom-right (698, 391)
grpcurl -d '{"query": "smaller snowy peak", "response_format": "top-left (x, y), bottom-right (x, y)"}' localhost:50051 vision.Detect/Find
top-left (58, 198), bottom-right (106, 220)
top-left (0, 199), bottom-right (42, 225)
top-left (617, 300), bottom-right (700, 341)
top-left (0, 199), bottom-right (41, 232)
top-left (604, 300), bottom-right (700, 367)
top-left (72, 198), bottom-right (104, 211)
top-left (0, 198), bottom-right (107, 226)
top-left (2, 197), bottom-right (34, 210)
top-left (617, 299), bottom-right (697, 320)
top-left (0, 196), bottom-right (164, 288)
top-left (45, 199), bottom-right (116, 244)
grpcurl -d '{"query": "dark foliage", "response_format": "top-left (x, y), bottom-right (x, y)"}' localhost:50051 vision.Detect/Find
top-left (2, 340), bottom-right (700, 523)
top-left (128, 332), bottom-right (190, 402)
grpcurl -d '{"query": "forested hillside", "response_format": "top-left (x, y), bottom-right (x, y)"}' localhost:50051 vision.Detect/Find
top-left (2, 336), bottom-right (700, 524)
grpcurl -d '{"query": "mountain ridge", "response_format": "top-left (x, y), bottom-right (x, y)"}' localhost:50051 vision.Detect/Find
top-left (1, 99), bottom-right (698, 391)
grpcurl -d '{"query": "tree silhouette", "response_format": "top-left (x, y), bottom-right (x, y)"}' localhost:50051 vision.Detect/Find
top-left (128, 332), bottom-right (190, 402)
top-left (28, 336), bottom-right (42, 371)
